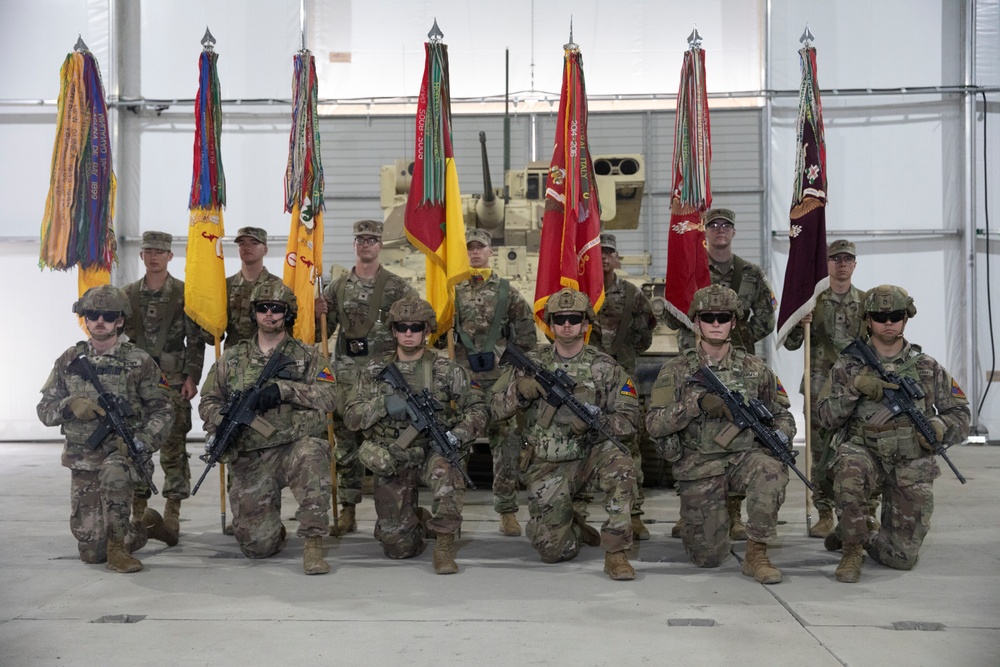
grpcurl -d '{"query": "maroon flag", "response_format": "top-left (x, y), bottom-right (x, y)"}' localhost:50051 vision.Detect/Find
top-left (776, 45), bottom-right (829, 345)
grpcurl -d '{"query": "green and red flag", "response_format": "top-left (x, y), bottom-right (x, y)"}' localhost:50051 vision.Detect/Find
top-left (776, 42), bottom-right (829, 345)
top-left (533, 40), bottom-right (604, 338)
top-left (39, 38), bottom-right (116, 297)
top-left (663, 33), bottom-right (712, 329)
top-left (184, 30), bottom-right (228, 340)
top-left (282, 49), bottom-right (325, 344)
top-left (404, 29), bottom-right (470, 345)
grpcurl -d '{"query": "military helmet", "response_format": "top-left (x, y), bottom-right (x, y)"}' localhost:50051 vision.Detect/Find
top-left (388, 297), bottom-right (437, 333)
top-left (249, 281), bottom-right (297, 329)
top-left (73, 285), bottom-right (131, 319)
top-left (688, 284), bottom-right (742, 319)
top-left (542, 287), bottom-right (597, 323)
top-left (864, 284), bottom-right (916, 318)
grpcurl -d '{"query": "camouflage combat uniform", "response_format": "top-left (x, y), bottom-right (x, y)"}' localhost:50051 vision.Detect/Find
top-left (646, 347), bottom-right (795, 567)
top-left (124, 272), bottom-right (206, 499)
top-left (199, 337), bottom-right (337, 559)
top-left (817, 339), bottom-right (970, 569)
top-left (343, 350), bottom-right (487, 558)
top-left (37, 340), bottom-right (174, 563)
top-left (319, 267), bottom-right (417, 507)
top-left (453, 270), bottom-right (536, 515)
top-left (490, 346), bottom-right (640, 563)
top-left (225, 268), bottom-right (283, 349)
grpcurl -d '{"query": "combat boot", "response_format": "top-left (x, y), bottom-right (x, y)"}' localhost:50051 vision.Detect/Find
top-left (728, 496), bottom-right (747, 541)
top-left (433, 533), bottom-right (459, 574)
top-left (631, 515), bottom-right (650, 541)
top-left (670, 518), bottom-right (684, 539)
top-left (573, 512), bottom-right (601, 547)
top-left (163, 498), bottom-right (181, 536)
top-left (329, 503), bottom-right (357, 537)
top-left (741, 540), bottom-right (782, 584)
top-left (143, 508), bottom-right (179, 547)
top-left (604, 551), bottom-right (636, 581)
top-left (303, 537), bottom-right (330, 575)
top-left (499, 513), bottom-right (522, 537)
top-left (809, 509), bottom-right (835, 538)
top-left (835, 543), bottom-right (865, 583)
top-left (824, 528), bottom-right (843, 552)
top-left (132, 495), bottom-right (148, 523)
top-left (106, 537), bottom-right (143, 573)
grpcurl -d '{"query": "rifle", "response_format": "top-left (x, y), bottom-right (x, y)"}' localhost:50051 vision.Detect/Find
top-left (191, 349), bottom-right (295, 495)
top-left (689, 365), bottom-right (815, 491)
top-left (67, 354), bottom-right (159, 495)
top-left (376, 363), bottom-right (476, 489)
top-left (498, 344), bottom-right (630, 455)
top-left (843, 339), bottom-right (967, 484)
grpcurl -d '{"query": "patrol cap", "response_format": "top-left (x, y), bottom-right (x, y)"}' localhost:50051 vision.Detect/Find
top-left (141, 231), bottom-right (173, 251)
top-left (466, 228), bottom-right (493, 246)
top-left (600, 233), bottom-right (618, 252)
top-left (234, 227), bottom-right (268, 245)
top-left (864, 284), bottom-right (916, 318)
top-left (827, 239), bottom-right (856, 257)
top-left (705, 208), bottom-right (736, 226)
top-left (353, 219), bottom-right (383, 238)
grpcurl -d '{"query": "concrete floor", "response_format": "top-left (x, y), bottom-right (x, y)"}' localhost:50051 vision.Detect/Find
top-left (1, 442), bottom-right (998, 667)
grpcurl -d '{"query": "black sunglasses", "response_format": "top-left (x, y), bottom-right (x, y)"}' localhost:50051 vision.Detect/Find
top-left (84, 310), bottom-right (121, 322)
top-left (699, 312), bottom-right (733, 324)
top-left (551, 313), bottom-right (585, 326)
top-left (869, 310), bottom-right (906, 324)
top-left (392, 322), bottom-right (426, 333)
top-left (255, 303), bottom-right (287, 315)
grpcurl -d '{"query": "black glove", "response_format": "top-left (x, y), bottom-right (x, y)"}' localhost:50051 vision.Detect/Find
top-left (256, 384), bottom-right (282, 412)
top-left (385, 393), bottom-right (409, 421)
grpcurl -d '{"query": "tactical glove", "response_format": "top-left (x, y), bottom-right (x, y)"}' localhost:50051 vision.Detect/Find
top-left (445, 430), bottom-right (462, 449)
top-left (67, 397), bottom-right (105, 421)
top-left (384, 393), bottom-right (409, 421)
top-left (853, 373), bottom-right (899, 402)
top-left (256, 384), bottom-right (282, 412)
top-left (516, 377), bottom-right (546, 401)
top-left (570, 403), bottom-right (600, 435)
top-left (699, 393), bottom-right (733, 421)
top-left (917, 417), bottom-right (947, 452)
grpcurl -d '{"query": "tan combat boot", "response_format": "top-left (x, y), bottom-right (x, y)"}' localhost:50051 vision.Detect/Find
top-left (163, 498), bottom-right (181, 535)
top-left (631, 515), bottom-right (650, 541)
top-left (303, 536), bottom-right (330, 575)
top-left (604, 551), bottom-right (636, 581)
top-left (132, 496), bottom-right (148, 522)
top-left (728, 496), bottom-right (747, 541)
top-left (573, 512), bottom-right (602, 547)
top-left (329, 504), bottom-right (357, 537)
top-left (499, 513), bottom-right (522, 537)
top-left (835, 543), bottom-right (865, 583)
top-left (809, 509), bottom-right (835, 538)
top-left (144, 507), bottom-right (179, 547)
top-left (433, 533), bottom-right (459, 574)
top-left (107, 537), bottom-right (143, 573)
top-left (741, 540), bottom-right (782, 584)
top-left (671, 517), bottom-right (684, 538)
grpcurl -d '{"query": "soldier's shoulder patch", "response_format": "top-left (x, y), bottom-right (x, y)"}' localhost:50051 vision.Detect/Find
top-left (775, 377), bottom-right (788, 398)
top-left (470, 379), bottom-right (482, 390)
top-left (317, 366), bottom-right (336, 383)
top-left (158, 373), bottom-right (170, 390)
top-left (770, 292), bottom-right (778, 311)
top-left (951, 379), bottom-right (966, 399)
top-left (620, 378), bottom-right (638, 397)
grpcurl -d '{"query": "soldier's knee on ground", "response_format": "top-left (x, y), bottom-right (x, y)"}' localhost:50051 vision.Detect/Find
top-left (237, 524), bottom-right (285, 559)
top-left (78, 541), bottom-right (106, 564)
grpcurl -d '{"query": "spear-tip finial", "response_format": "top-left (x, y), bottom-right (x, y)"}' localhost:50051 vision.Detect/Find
top-left (428, 18), bottom-right (443, 43)
top-left (201, 27), bottom-right (217, 51)
top-left (687, 26), bottom-right (703, 50)
top-left (74, 35), bottom-right (89, 52)
top-left (799, 25), bottom-right (814, 46)
top-left (564, 17), bottom-right (578, 51)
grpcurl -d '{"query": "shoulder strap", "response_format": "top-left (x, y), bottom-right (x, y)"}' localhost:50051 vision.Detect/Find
top-left (607, 281), bottom-right (635, 356)
top-left (148, 279), bottom-right (183, 360)
top-left (730, 256), bottom-right (747, 295)
top-left (455, 278), bottom-right (511, 354)
top-left (126, 281), bottom-right (146, 350)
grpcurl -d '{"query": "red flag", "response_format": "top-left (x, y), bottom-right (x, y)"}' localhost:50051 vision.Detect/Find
top-left (663, 45), bottom-right (712, 328)
top-left (534, 44), bottom-right (604, 337)
top-left (776, 45), bottom-right (829, 345)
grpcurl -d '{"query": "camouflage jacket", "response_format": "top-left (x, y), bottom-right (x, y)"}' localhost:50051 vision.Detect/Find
top-left (343, 349), bottom-right (487, 449)
top-left (199, 335), bottom-right (337, 453)
top-left (782, 284), bottom-right (866, 393)
top-left (123, 272), bottom-right (207, 388)
top-left (490, 345), bottom-right (640, 463)
top-left (319, 266), bottom-right (417, 360)
top-left (224, 268), bottom-right (283, 349)
top-left (590, 273), bottom-right (656, 377)
top-left (817, 339), bottom-right (970, 472)
top-left (37, 339), bottom-right (174, 471)
top-left (453, 272), bottom-right (537, 383)
top-left (646, 346), bottom-right (795, 480)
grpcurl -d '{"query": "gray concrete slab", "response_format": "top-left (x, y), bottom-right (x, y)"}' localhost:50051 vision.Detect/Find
top-left (1, 442), bottom-right (998, 666)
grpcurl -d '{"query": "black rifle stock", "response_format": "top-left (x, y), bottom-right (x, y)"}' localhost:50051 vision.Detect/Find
top-left (689, 365), bottom-right (815, 491)
top-left (192, 350), bottom-right (295, 495)
top-left (498, 344), bottom-right (630, 455)
top-left (843, 339), bottom-right (967, 484)
top-left (376, 363), bottom-right (476, 489)
top-left (68, 354), bottom-right (159, 495)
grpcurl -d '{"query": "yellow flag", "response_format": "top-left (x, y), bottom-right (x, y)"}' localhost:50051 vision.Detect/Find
top-left (424, 157), bottom-right (471, 345)
top-left (283, 204), bottom-right (323, 343)
top-left (184, 207), bottom-right (227, 338)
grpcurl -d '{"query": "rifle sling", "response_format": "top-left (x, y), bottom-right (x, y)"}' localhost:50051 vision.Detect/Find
top-left (335, 269), bottom-right (392, 354)
top-left (456, 278), bottom-right (511, 354)
top-left (128, 279), bottom-right (182, 361)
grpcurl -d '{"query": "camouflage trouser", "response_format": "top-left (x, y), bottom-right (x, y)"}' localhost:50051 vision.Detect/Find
top-left (372, 452), bottom-right (465, 559)
top-left (69, 453), bottom-right (145, 563)
top-left (678, 450), bottom-right (788, 567)
top-left (229, 437), bottom-right (332, 559)
top-left (333, 416), bottom-right (365, 506)
top-left (133, 391), bottom-right (192, 500)
top-left (524, 442), bottom-right (636, 563)
top-left (573, 432), bottom-right (644, 518)
top-left (832, 443), bottom-right (937, 570)
top-left (489, 414), bottom-right (521, 514)
top-left (805, 392), bottom-right (836, 512)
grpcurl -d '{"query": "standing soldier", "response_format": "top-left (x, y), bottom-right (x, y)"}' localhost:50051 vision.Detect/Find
top-left (225, 226), bottom-right (283, 349)
top-left (782, 239), bottom-right (867, 538)
top-left (647, 285), bottom-right (795, 584)
top-left (453, 228), bottom-right (537, 537)
top-left (590, 233), bottom-right (656, 540)
top-left (315, 219), bottom-right (418, 537)
top-left (199, 282), bottom-right (337, 575)
top-left (817, 285), bottom-right (969, 583)
top-left (37, 285), bottom-right (174, 573)
top-left (123, 231), bottom-right (207, 544)
top-left (343, 298), bottom-right (487, 574)
top-left (490, 288), bottom-right (640, 581)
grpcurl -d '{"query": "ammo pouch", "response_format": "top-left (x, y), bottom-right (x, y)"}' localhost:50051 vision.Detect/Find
top-left (467, 351), bottom-right (496, 373)
top-left (861, 422), bottom-right (921, 463)
top-left (345, 337), bottom-right (369, 357)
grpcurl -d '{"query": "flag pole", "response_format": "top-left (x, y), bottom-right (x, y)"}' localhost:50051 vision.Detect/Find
top-left (804, 323), bottom-right (814, 534)
top-left (317, 275), bottom-right (339, 524)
